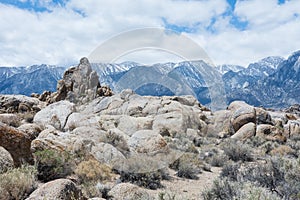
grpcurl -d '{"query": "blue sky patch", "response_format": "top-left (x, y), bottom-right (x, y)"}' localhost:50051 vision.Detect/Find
top-left (0, 0), bottom-right (68, 12)
top-left (162, 18), bottom-right (200, 34)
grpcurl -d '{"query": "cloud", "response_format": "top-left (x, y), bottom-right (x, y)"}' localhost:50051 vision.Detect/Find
top-left (0, 0), bottom-right (299, 66)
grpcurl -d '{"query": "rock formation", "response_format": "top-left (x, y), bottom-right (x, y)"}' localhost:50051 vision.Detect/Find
top-left (33, 57), bottom-right (113, 104)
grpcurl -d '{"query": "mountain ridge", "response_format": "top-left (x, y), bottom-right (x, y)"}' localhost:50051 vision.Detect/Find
top-left (0, 51), bottom-right (299, 109)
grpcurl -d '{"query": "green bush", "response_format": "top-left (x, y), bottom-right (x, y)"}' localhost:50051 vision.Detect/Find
top-left (34, 149), bottom-right (73, 182)
top-left (0, 165), bottom-right (37, 200)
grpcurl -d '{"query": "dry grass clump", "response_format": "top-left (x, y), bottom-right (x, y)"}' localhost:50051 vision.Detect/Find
top-left (0, 165), bottom-right (37, 200)
top-left (75, 158), bottom-right (113, 182)
top-left (270, 145), bottom-right (296, 157)
top-left (74, 158), bottom-right (114, 198)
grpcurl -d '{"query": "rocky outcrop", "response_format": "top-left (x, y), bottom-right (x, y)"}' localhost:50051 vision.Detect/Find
top-left (26, 179), bottom-right (85, 200)
top-left (35, 57), bottom-right (113, 105)
top-left (29, 89), bottom-right (208, 172)
top-left (284, 104), bottom-right (300, 117)
top-left (0, 95), bottom-right (45, 114)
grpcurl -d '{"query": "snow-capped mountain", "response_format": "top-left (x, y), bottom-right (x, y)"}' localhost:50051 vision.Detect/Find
top-left (0, 51), bottom-right (299, 109)
top-left (0, 65), bottom-right (66, 95)
top-left (251, 51), bottom-right (300, 107)
top-left (217, 64), bottom-right (245, 74)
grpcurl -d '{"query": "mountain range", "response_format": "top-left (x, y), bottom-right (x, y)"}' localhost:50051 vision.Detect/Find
top-left (1, 50), bottom-right (300, 109)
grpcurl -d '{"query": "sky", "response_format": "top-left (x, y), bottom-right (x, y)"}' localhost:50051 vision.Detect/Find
top-left (0, 0), bottom-right (300, 67)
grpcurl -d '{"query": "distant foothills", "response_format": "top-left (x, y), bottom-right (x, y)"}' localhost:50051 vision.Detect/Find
top-left (0, 50), bottom-right (300, 109)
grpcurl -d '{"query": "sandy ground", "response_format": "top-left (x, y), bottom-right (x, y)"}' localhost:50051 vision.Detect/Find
top-left (146, 167), bottom-right (222, 200)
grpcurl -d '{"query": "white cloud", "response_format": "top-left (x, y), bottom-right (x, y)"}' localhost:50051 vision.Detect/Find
top-left (0, 0), bottom-right (300, 67)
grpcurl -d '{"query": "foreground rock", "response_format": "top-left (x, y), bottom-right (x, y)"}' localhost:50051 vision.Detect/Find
top-left (108, 183), bottom-right (153, 200)
top-left (0, 146), bottom-right (14, 172)
top-left (26, 179), bottom-right (85, 200)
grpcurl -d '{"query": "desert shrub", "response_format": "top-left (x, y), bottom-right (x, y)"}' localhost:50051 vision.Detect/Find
top-left (75, 158), bottom-right (113, 182)
top-left (240, 183), bottom-right (281, 200)
top-left (286, 139), bottom-right (300, 153)
top-left (34, 149), bottom-right (74, 182)
top-left (114, 155), bottom-right (169, 189)
top-left (0, 165), bottom-right (37, 200)
top-left (100, 131), bottom-right (130, 156)
top-left (202, 178), bottom-right (241, 200)
top-left (209, 153), bottom-right (229, 167)
top-left (221, 162), bottom-right (240, 181)
top-left (170, 153), bottom-right (202, 179)
top-left (202, 178), bottom-right (281, 200)
top-left (241, 157), bottom-right (300, 199)
top-left (245, 136), bottom-right (266, 147)
top-left (158, 192), bottom-right (176, 200)
top-left (222, 139), bottom-right (253, 162)
top-left (167, 137), bottom-right (198, 153)
top-left (261, 141), bottom-right (279, 155)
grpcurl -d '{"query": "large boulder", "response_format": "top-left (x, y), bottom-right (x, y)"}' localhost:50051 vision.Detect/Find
top-left (256, 124), bottom-right (286, 143)
top-left (117, 116), bottom-right (153, 136)
top-left (33, 101), bottom-right (75, 130)
top-left (108, 183), bottom-right (153, 200)
top-left (128, 130), bottom-right (168, 154)
top-left (26, 179), bottom-right (85, 200)
top-left (207, 110), bottom-right (233, 137)
top-left (284, 120), bottom-right (300, 138)
top-left (0, 146), bottom-right (14, 172)
top-left (231, 122), bottom-right (256, 140)
top-left (17, 123), bottom-right (42, 140)
top-left (0, 122), bottom-right (33, 166)
top-left (269, 111), bottom-right (288, 125)
top-left (90, 142), bottom-right (126, 165)
top-left (227, 101), bottom-right (250, 111)
top-left (230, 105), bottom-right (256, 132)
top-left (255, 107), bottom-right (272, 125)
